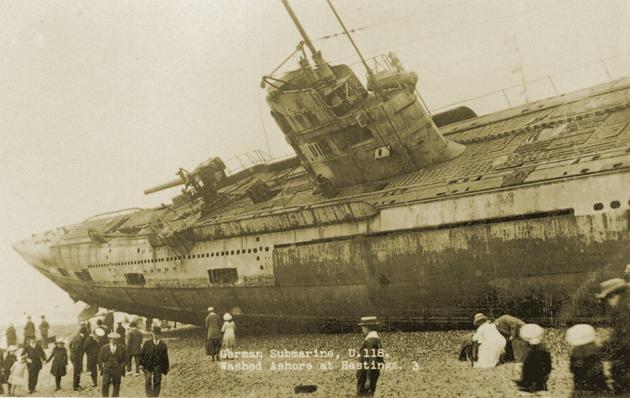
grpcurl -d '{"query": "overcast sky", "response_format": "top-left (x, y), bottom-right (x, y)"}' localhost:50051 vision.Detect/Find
top-left (1, 0), bottom-right (628, 326)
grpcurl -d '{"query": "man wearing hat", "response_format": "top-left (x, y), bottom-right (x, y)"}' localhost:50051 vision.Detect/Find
top-left (566, 324), bottom-right (608, 394)
top-left (23, 316), bottom-right (35, 346)
top-left (98, 332), bottom-right (126, 397)
top-left (69, 326), bottom-right (87, 391)
top-left (5, 324), bottom-right (17, 347)
top-left (85, 328), bottom-right (103, 387)
top-left (24, 336), bottom-right (46, 394)
top-left (205, 307), bottom-right (222, 361)
top-left (356, 316), bottom-right (385, 396)
top-left (126, 321), bottom-right (144, 376)
top-left (38, 316), bottom-right (50, 349)
top-left (598, 278), bottom-right (630, 394)
top-left (140, 326), bottom-right (170, 397)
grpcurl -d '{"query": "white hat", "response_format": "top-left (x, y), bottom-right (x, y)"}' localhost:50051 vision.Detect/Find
top-left (596, 278), bottom-right (627, 299)
top-left (223, 313), bottom-right (232, 321)
top-left (520, 323), bottom-right (544, 345)
top-left (95, 327), bottom-right (105, 337)
top-left (107, 332), bottom-right (121, 339)
top-left (566, 324), bottom-right (597, 347)
top-left (7, 345), bottom-right (17, 352)
top-left (473, 313), bottom-right (488, 326)
top-left (358, 316), bottom-right (381, 326)
top-left (55, 337), bottom-right (66, 344)
top-left (207, 306), bottom-right (215, 312)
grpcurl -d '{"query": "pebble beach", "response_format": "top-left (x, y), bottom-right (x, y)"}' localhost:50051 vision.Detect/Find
top-left (15, 325), bottom-right (602, 397)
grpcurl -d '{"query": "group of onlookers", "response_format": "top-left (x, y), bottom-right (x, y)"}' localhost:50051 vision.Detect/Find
top-left (0, 315), bottom-right (51, 395)
top-left (0, 314), bottom-right (171, 397)
top-left (68, 317), bottom-right (170, 397)
top-left (459, 270), bottom-right (630, 395)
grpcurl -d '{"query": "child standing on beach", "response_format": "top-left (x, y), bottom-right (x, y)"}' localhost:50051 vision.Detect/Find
top-left (566, 324), bottom-right (608, 395)
top-left (8, 351), bottom-right (28, 396)
top-left (515, 324), bottom-right (552, 393)
top-left (221, 313), bottom-right (236, 359)
top-left (47, 338), bottom-right (69, 391)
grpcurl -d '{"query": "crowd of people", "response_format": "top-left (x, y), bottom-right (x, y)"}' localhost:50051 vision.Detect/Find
top-left (455, 273), bottom-right (630, 396)
top-left (0, 315), bottom-right (171, 397)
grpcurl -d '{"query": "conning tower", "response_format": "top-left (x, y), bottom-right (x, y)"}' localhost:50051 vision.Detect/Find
top-left (263, 0), bottom-right (465, 195)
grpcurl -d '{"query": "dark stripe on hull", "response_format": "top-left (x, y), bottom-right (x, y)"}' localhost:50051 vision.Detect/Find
top-left (56, 211), bottom-right (628, 327)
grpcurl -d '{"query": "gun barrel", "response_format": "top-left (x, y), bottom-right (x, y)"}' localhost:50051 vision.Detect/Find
top-left (144, 178), bottom-right (184, 195)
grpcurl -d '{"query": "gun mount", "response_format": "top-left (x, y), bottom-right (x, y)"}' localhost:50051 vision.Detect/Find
top-left (144, 157), bottom-right (227, 206)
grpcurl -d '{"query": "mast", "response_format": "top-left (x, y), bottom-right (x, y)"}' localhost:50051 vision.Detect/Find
top-left (280, 0), bottom-right (334, 80)
top-left (325, 0), bottom-right (380, 93)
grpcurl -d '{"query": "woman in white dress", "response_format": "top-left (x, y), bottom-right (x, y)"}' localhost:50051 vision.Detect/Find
top-left (472, 313), bottom-right (506, 368)
top-left (221, 313), bottom-right (236, 359)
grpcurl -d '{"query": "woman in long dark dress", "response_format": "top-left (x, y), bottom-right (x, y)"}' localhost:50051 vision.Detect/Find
top-left (46, 338), bottom-right (68, 391)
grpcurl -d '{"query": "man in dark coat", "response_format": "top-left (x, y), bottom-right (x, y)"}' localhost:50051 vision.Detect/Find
top-left (69, 327), bottom-right (87, 391)
top-left (104, 312), bottom-right (115, 335)
top-left (23, 316), bottom-right (36, 345)
top-left (5, 324), bottom-right (17, 347)
top-left (356, 316), bottom-right (385, 396)
top-left (515, 324), bottom-right (551, 393)
top-left (116, 322), bottom-right (126, 350)
top-left (598, 278), bottom-right (630, 394)
top-left (85, 329), bottom-right (103, 387)
top-left (126, 322), bottom-right (144, 375)
top-left (98, 332), bottom-right (126, 397)
top-left (494, 314), bottom-right (526, 362)
top-left (24, 338), bottom-right (46, 393)
top-left (205, 307), bottom-right (221, 361)
top-left (39, 315), bottom-right (50, 349)
top-left (140, 326), bottom-right (170, 397)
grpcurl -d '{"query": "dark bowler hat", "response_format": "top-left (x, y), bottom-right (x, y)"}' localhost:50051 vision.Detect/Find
top-left (358, 316), bottom-right (381, 326)
top-left (152, 326), bottom-right (162, 335)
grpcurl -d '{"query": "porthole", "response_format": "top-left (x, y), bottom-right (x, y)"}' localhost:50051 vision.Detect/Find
top-left (613, 163), bottom-right (623, 168)
top-left (580, 168), bottom-right (590, 174)
top-left (247, 249), bottom-right (251, 254)
top-left (265, 247), bottom-right (269, 252)
top-left (611, 200), bottom-right (621, 209)
top-left (237, 250), bottom-right (241, 255)
top-left (230, 250), bottom-right (234, 255)
top-left (253, 248), bottom-right (258, 253)
top-left (593, 202), bottom-right (604, 211)
top-left (260, 265), bottom-right (264, 270)
top-left (256, 256), bottom-right (260, 261)
top-left (211, 253), bottom-right (214, 257)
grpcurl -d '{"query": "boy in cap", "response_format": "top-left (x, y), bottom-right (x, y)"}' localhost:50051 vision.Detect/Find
top-left (46, 338), bottom-right (68, 391)
top-left (515, 324), bottom-right (551, 393)
top-left (98, 332), bottom-right (126, 397)
top-left (597, 278), bottom-right (630, 394)
top-left (356, 316), bottom-right (385, 396)
top-left (140, 326), bottom-right (169, 397)
top-left (566, 324), bottom-right (608, 395)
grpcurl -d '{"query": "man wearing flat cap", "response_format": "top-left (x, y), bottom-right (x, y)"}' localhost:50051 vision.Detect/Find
top-left (140, 326), bottom-right (169, 397)
top-left (205, 307), bottom-right (222, 361)
top-left (98, 332), bottom-right (126, 397)
top-left (356, 316), bottom-right (385, 396)
top-left (598, 278), bottom-right (630, 394)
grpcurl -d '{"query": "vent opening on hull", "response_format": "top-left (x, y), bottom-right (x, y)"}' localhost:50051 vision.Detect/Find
top-left (125, 273), bottom-right (146, 286)
top-left (208, 268), bottom-right (238, 285)
top-left (75, 270), bottom-right (93, 282)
